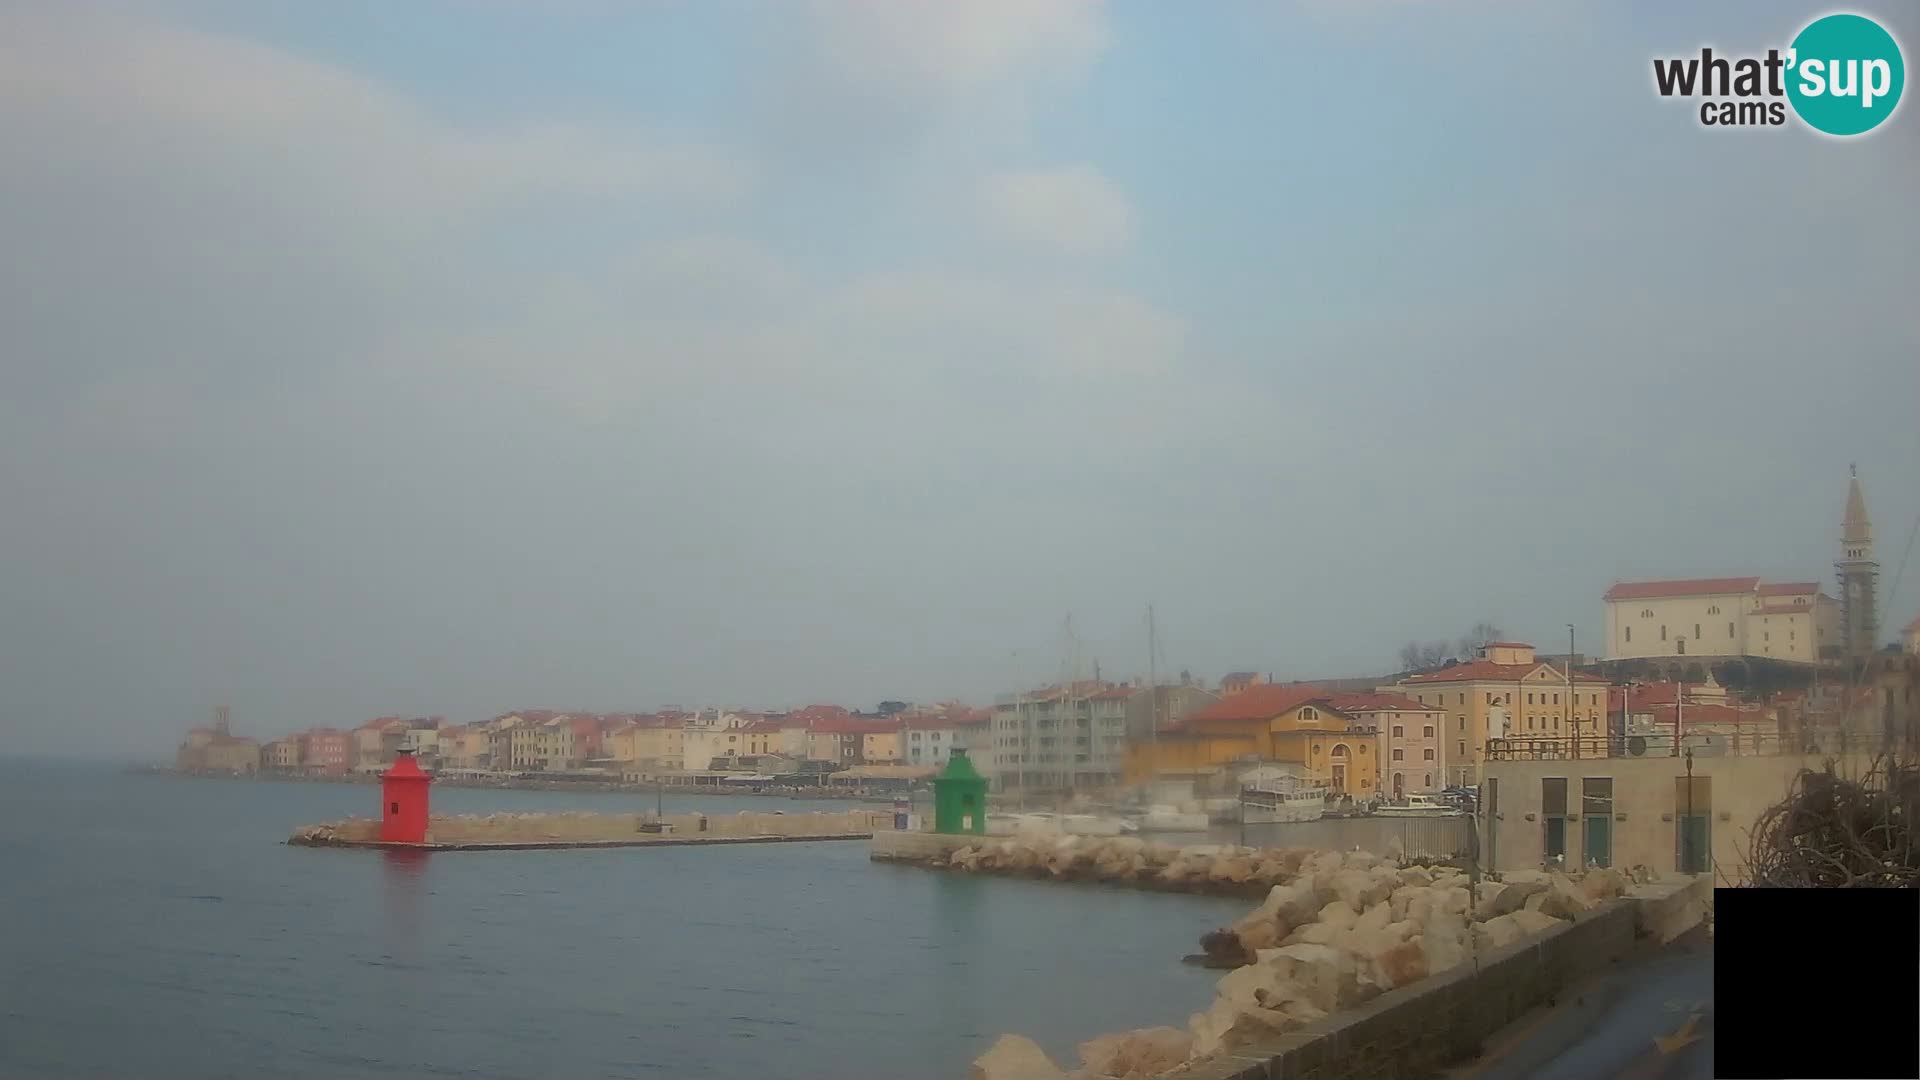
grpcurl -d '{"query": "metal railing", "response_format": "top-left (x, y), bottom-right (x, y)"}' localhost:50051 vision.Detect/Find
top-left (1485, 730), bottom-right (1815, 761)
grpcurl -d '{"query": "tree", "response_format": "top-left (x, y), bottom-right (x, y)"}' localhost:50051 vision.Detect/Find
top-left (1456, 622), bottom-right (1504, 659)
top-left (1398, 642), bottom-right (1425, 672)
top-left (877, 701), bottom-right (909, 716)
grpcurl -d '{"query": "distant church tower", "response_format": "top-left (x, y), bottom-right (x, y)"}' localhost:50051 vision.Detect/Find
top-left (1837, 465), bottom-right (1879, 657)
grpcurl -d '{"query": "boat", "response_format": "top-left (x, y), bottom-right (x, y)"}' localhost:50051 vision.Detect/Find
top-left (1136, 805), bottom-right (1210, 832)
top-left (1239, 776), bottom-right (1329, 824)
top-left (993, 811), bottom-right (1134, 837)
top-left (1376, 793), bottom-right (1464, 817)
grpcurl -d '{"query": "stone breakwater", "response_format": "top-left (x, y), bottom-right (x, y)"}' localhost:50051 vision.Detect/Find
top-left (290, 809), bottom-right (894, 848)
top-left (881, 832), bottom-right (1422, 898)
top-left (963, 841), bottom-right (1660, 1080)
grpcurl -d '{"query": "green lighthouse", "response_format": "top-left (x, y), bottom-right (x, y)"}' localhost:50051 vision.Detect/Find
top-left (932, 748), bottom-right (988, 835)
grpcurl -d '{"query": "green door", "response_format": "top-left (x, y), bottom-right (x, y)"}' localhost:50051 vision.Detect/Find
top-left (1544, 817), bottom-right (1567, 863)
top-left (1582, 815), bottom-right (1612, 868)
top-left (1677, 815), bottom-right (1710, 874)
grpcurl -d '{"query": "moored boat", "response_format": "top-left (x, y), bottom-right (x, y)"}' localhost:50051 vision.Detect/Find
top-left (1375, 793), bottom-right (1463, 817)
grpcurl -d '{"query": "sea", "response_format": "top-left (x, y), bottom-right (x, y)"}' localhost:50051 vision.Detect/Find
top-left (0, 759), bottom-right (1251, 1080)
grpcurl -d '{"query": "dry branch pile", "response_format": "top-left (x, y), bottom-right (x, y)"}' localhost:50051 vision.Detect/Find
top-left (1746, 758), bottom-right (1920, 887)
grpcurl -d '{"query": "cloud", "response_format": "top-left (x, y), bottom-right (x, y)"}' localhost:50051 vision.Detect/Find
top-left (0, 5), bottom-right (753, 230)
top-left (980, 166), bottom-right (1137, 256)
top-left (758, 0), bottom-right (1110, 156)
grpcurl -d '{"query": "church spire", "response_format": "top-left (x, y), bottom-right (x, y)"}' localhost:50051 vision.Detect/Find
top-left (1843, 464), bottom-right (1872, 545)
top-left (1837, 466), bottom-right (1879, 657)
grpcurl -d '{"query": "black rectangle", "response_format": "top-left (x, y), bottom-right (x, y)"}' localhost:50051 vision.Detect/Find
top-left (1714, 888), bottom-right (1919, 1079)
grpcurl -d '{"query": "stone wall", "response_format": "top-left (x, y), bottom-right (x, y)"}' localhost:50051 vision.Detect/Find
top-left (1161, 887), bottom-right (1688, 1080)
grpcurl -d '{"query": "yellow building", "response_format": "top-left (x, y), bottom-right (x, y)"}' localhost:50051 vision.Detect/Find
top-left (202, 736), bottom-right (262, 773)
top-left (861, 725), bottom-right (903, 765)
top-left (263, 739), bottom-right (302, 772)
top-left (1391, 642), bottom-right (1610, 787)
top-left (1123, 684), bottom-right (1372, 795)
top-left (605, 714), bottom-right (686, 771)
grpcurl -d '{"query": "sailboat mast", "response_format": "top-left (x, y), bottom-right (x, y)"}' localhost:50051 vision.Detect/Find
top-left (1147, 604), bottom-right (1158, 786)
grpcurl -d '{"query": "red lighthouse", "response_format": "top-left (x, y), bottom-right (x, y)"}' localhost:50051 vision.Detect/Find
top-left (379, 750), bottom-right (432, 844)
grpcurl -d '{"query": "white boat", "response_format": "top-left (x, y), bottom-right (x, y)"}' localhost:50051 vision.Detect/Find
top-left (998, 812), bottom-right (1133, 837)
top-left (1137, 805), bottom-right (1211, 832)
top-left (1376, 794), bottom-right (1463, 817)
top-left (1240, 777), bottom-right (1329, 824)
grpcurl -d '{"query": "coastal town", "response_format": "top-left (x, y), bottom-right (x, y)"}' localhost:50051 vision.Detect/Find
top-left (174, 472), bottom-right (1920, 875)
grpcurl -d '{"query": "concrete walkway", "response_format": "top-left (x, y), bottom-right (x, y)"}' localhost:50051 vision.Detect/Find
top-left (1443, 928), bottom-right (1714, 1080)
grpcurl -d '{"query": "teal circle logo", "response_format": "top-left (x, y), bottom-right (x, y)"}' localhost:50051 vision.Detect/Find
top-left (1786, 13), bottom-right (1905, 136)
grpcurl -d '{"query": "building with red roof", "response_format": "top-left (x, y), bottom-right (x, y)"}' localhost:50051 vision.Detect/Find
top-left (1324, 691), bottom-right (1444, 796)
top-left (1387, 642), bottom-right (1609, 787)
top-left (1125, 683), bottom-right (1383, 795)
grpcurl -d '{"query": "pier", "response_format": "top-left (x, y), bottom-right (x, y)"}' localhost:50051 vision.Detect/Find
top-left (290, 809), bottom-right (894, 850)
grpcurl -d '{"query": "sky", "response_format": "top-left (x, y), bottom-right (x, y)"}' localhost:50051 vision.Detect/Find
top-left (2, 0), bottom-right (1916, 757)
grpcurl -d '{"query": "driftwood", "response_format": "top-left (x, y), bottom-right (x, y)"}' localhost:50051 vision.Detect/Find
top-left (1745, 755), bottom-right (1920, 888)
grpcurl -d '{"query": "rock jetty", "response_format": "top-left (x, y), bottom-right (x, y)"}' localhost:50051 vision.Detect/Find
top-left (907, 834), bottom-right (1347, 897)
top-left (969, 846), bottom-right (1659, 1079)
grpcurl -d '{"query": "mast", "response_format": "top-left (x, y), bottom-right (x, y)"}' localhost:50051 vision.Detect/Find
top-left (1147, 605), bottom-right (1159, 789)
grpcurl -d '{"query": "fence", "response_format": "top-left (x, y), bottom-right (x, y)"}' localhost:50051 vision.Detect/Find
top-left (1378, 814), bottom-right (1476, 863)
top-left (1485, 730), bottom-right (1804, 761)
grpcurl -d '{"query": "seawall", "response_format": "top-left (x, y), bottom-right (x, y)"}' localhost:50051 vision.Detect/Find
top-left (1165, 878), bottom-right (1710, 1080)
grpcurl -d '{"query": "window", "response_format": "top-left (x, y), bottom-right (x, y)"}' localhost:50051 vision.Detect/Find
top-left (1660, 625), bottom-right (1667, 640)
top-left (1423, 749), bottom-right (1435, 760)
top-left (1392, 725), bottom-right (1404, 738)
top-left (1457, 740), bottom-right (1465, 757)
top-left (1694, 623), bottom-right (1701, 639)
top-left (1392, 749), bottom-right (1404, 761)
top-left (1641, 608), bottom-right (1653, 618)
top-left (1728, 622), bottom-right (1735, 638)
top-left (1625, 626), bottom-right (1631, 643)
top-left (1552, 693), bottom-right (1559, 705)
top-left (1300, 706), bottom-right (1317, 722)
top-left (1358, 744), bottom-right (1368, 754)
top-left (1424, 773), bottom-right (1433, 787)
top-left (931, 732), bottom-right (941, 741)
top-left (1457, 716), bottom-right (1464, 731)
top-left (1707, 605), bottom-right (1719, 615)
top-left (1423, 725), bottom-right (1435, 738)
top-left (1457, 693), bottom-right (1465, 705)
top-left (1527, 693), bottom-right (1535, 705)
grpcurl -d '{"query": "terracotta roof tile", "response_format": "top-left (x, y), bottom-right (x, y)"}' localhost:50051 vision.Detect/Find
top-left (1756, 582), bottom-right (1820, 596)
top-left (1404, 659), bottom-right (1608, 685)
top-left (1604, 577), bottom-right (1761, 601)
top-left (1324, 691), bottom-right (1442, 714)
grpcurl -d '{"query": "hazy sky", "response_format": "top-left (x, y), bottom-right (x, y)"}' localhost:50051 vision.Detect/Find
top-left (3, 1), bottom-right (1916, 756)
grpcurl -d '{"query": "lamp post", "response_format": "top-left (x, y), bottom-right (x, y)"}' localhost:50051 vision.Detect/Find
top-left (1566, 624), bottom-right (1576, 754)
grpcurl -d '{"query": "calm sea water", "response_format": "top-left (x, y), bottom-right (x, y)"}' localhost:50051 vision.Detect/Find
top-left (0, 760), bottom-right (1246, 1080)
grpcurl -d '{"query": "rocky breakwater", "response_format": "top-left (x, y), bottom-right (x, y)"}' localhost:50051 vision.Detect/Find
top-left (924, 834), bottom-right (1334, 897)
top-left (969, 852), bottom-right (1655, 1080)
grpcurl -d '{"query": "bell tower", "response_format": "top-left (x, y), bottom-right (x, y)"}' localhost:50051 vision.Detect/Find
top-left (1837, 465), bottom-right (1879, 658)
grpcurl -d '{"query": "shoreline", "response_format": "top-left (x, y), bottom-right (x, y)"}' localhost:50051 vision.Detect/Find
top-left (124, 765), bottom-right (908, 802)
